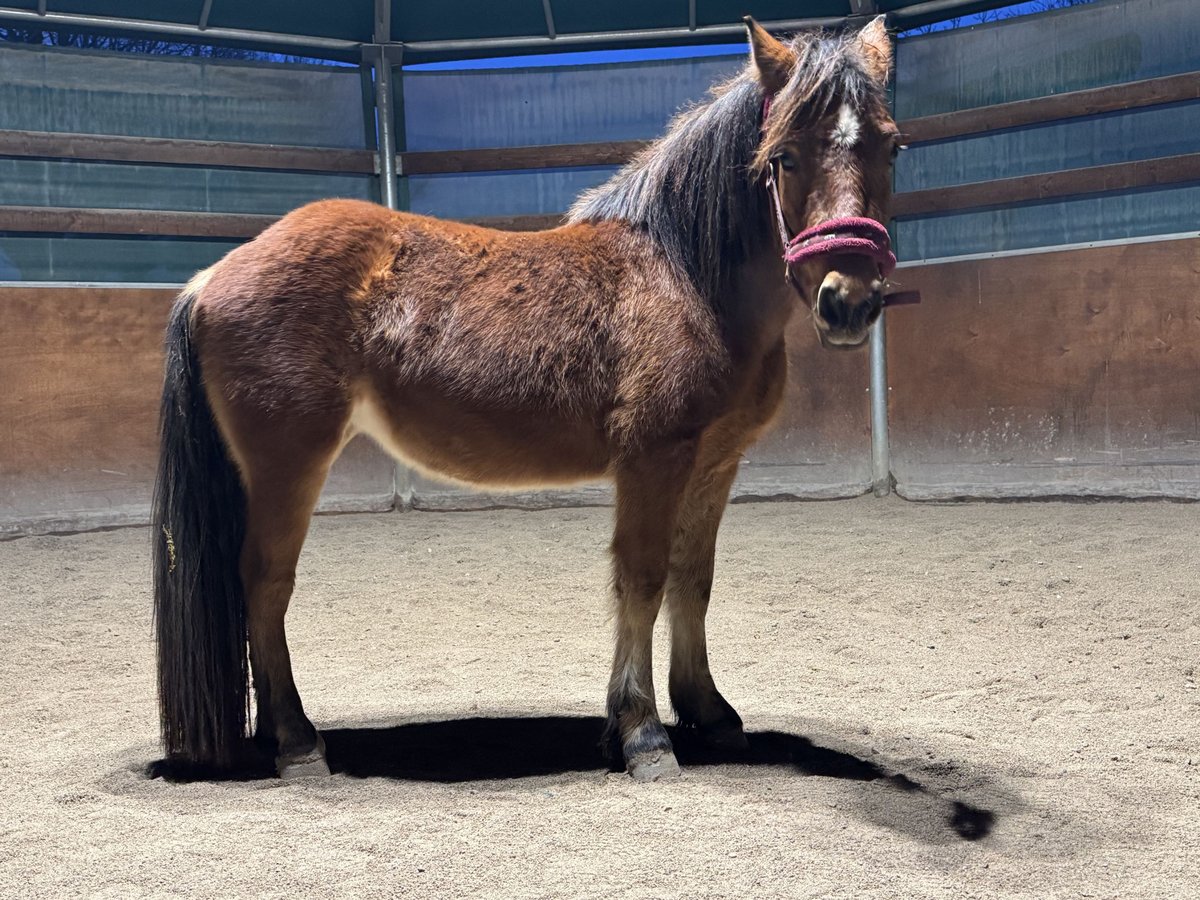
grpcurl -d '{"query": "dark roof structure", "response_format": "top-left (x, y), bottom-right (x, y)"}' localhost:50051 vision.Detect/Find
top-left (0, 1), bottom-right (1023, 62)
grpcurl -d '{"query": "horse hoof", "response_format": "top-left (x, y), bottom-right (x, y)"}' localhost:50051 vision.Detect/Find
top-left (276, 735), bottom-right (329, 780)
top-left (627, 748), bottom-right (681, 782)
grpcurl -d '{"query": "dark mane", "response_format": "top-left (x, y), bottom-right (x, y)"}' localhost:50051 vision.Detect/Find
top-left (567, 30), bottom-right (884, 304)
top-left (568, 72), bottom-right (765, 305)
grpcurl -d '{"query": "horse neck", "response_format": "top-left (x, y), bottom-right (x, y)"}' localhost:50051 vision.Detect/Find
top-left (719, 231), bottom-right (802, 361)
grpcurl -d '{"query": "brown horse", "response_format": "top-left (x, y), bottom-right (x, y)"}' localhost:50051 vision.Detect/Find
top-left (153, 18), bottom-right (899, 781)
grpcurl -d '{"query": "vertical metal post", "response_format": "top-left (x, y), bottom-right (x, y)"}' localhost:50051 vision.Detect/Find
top-left (368, 52), bottom-right (409, 507)
top-left (369, 46), bottom-right (400, 211)
top-left (871, 29), bottom-right (897, 499)
top-left (869, 311), bottom-right (891, 497)
top-left (370, 0), bottom-right (413, 508)
top-left (373, 0), bottom-right (389, 45)
top-left (371, 0), bottom-right (400, 211)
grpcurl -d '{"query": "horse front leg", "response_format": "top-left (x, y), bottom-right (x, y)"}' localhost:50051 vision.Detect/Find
top-left (605, 445), bottom-right (696, 781)
top-left (665, 456), bottom-right (748, 750)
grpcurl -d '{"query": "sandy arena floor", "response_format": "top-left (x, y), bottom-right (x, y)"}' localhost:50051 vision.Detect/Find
top-left (0, 498), bottom-right (1197, 898)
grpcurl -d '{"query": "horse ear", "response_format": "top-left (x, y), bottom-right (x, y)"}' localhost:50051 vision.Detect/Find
top-left (855, 15), bottom-right (893, 85)
top-left (743, 17), bottom-right (795, 95)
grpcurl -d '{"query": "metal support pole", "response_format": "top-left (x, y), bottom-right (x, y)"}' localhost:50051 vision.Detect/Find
top-left (369, 52), bottom-right (411, 507)
top-left (369, 45), bottom-right (401, 212)
top-left (373, 0), bottom-right (389, 44)
top-left (869, 311), bottom-right (892, 497)
top-left (872, 34), bottom-right (899, 500)
top-left (370, 1), bottom-right (412, 509)
top-left (369, 51), bottom-right (412, 508)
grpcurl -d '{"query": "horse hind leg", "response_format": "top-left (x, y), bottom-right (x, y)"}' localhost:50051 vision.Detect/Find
top-left (220, 405), bottom-right (349, 778)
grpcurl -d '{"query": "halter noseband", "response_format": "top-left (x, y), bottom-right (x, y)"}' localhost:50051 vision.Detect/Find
top-left (761, 97), bottom-right (919, 308)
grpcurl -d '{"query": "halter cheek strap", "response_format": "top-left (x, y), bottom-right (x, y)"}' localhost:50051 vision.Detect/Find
top-left (761, 98), bottom-right (919, 308)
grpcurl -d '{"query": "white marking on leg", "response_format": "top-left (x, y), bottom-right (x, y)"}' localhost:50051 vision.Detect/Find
top-left (832, 103), bottom-right (861, 149)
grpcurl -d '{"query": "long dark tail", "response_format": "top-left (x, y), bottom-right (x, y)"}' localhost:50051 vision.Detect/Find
top-left (152, 286), bottom-right (249, 768)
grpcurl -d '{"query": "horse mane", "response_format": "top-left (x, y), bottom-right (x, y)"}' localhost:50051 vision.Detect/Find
top-left (567, 30), bottom-right (883, 304)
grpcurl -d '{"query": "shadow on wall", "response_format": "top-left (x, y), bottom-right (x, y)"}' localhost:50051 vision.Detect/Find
top-left (147, 714), bottom-right (1003, 844)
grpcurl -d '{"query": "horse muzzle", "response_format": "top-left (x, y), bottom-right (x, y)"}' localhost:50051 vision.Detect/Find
top-left (781, 217), bottom-right (901, 349)
top-left (813, 269), bottom-right (884, 348)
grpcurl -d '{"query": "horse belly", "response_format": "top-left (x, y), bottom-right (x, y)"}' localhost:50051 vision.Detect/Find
top-left (349, 390), bottom-right (611, 488)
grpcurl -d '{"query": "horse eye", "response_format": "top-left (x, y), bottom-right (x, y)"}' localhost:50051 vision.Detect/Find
top-left (890, 143), bottom-right (904, 161)
top-left (775, 151), bottom-right (796, 171)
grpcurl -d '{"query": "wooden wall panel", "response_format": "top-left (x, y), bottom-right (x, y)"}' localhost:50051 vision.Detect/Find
top-left (887, 237), bottom-right (1200, 499)
top-left (11, 233), bottom-right (1192, 531)
top-left (0, 287), bottom-right (394, 536)
top-left (0, 285), bottom-right (870, 533)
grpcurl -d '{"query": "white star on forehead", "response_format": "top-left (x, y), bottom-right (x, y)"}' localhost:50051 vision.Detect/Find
top-left (832, 103), bottom-right (861, 149)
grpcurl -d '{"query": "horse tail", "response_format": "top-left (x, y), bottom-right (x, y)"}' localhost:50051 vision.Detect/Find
top-left (151, 274), bottom-right (250, 769)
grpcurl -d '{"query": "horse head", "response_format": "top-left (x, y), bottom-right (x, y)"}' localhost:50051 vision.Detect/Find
top-left (747, 16), bottom-right (900, 349)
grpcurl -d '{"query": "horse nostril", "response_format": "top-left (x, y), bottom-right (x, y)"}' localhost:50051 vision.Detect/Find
top-left (817, 285), bottom-right (844, 328)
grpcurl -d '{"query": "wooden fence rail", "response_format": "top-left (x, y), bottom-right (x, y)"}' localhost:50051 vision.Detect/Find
top-left (1, 71), bottom-right (1194, 175)
top-left (899, 71), bottom-right (1200, 145)
top-left (0, 129), bottom-right (375, 174)
top-left (890, 152), bottom-right (1200, 218)
top-left (399, 140), bottom-right (648, 175)
top-left (5, 149), bottom-right (1199, 239)
top-left (0, 205), bottom-right (560, 238)
top-left (1, 70), bottom-right (1197, 237)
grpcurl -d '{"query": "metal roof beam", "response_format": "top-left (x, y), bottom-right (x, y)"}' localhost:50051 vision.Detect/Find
top-left (0, 2), bottom-right (1030, 61)
top-left (887, 0), bottom-right (1017, 26)
top-left (1, 5), bottom-right (841, 59)
top-left (401, 15), bottom-right (846, 56)
top-left (0, 5), bottom-right (359, 52)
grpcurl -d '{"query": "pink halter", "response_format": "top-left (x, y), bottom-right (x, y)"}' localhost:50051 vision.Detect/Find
top-left (786, 217), bottom-right (896, 273)
top-left (761, 97), bottom-right (919, 308)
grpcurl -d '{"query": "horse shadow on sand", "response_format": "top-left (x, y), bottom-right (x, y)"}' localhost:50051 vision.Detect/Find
top-left (148, 714), bottom-right (1007, 845)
